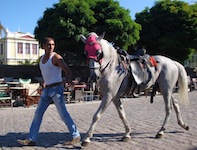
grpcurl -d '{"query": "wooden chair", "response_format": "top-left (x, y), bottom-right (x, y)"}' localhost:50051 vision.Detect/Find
top-left (0, 78), bottom-right (4, 83)
top-left (83, 91), bottom-right (94, 101)
top-left (20, 83), bottom-right (42, 107)
top-left (74, 89), bottom-right (84, 102)
top-left (63, 91), bottom-right (72, 103)
top-left (25, 90), bottom-right (41, 108)
top-left (191, 78), bottom-right (197, 90)
top-left (0, 84), bottom-right (12, 108)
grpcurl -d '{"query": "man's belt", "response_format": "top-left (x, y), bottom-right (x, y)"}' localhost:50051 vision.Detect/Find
top-left (45, 82), bottom-right (62, 88)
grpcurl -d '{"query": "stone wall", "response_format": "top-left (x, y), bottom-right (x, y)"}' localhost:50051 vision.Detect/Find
top-left (0, 65), bottom-right (90, 82)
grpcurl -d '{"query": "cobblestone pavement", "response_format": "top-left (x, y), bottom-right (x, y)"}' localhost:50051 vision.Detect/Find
top-left (0, 91), bottom-right (197, 150)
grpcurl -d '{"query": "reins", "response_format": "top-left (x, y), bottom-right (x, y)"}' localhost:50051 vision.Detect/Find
top-left (99, 59), bottom-right (113, 73)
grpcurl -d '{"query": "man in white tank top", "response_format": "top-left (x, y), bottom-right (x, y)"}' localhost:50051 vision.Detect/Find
top-left (17, 37), bottom-right (80, 146)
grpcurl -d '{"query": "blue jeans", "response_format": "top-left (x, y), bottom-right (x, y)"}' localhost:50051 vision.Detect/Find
top-left (28, 85), bottom-right (80, 142)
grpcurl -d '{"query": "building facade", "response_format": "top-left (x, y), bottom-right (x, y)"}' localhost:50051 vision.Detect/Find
top-left (0, 24), bottom-right (44, 65)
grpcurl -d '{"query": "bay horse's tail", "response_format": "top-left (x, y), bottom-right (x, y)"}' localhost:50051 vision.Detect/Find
top-left (174, 61), bottom-right (189, 105)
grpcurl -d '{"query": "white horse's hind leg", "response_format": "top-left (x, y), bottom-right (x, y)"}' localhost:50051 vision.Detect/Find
top-left (156, 93), bottom-right (172, 138)
top-left (81, 98), bottom-right (111, 147)
top-left (113, 99), bottom-right (131, 141)
top-left (171, 96), bottom-right (189, 130)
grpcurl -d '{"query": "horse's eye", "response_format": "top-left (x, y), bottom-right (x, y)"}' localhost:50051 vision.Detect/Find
top-left (96, 49), bottom-right (103, 60)
top-left (83, 50), bottom-right (88, 59)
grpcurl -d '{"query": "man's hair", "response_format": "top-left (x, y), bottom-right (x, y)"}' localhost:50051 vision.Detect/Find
top-left (41, 37), bottom-right (55, 48)
top-left (42, 37), bottom-right (54, 44)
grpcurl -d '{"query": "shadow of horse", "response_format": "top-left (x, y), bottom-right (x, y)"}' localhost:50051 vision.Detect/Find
top-left (88, 130), bottom-right (185, 142)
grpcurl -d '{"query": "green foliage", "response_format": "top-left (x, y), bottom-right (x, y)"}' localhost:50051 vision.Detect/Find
top-left (18, 59), bottom-right (38, 66)
top-left (34, 0), bottom-right (141, 65)
top-left (135, 0), bottom-right (197, 63)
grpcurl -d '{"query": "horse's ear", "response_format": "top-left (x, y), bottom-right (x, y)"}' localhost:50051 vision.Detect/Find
top-left (80, 34), bottom-right (87, 43)
top-left (98, 32), bottom-right (105, 41)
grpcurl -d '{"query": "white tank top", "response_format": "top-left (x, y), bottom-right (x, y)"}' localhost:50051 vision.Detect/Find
top-left (39, 52), bottom-right (62, 85)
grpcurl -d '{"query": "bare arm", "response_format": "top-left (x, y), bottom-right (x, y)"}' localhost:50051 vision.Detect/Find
top-left (53, 53), bottom-right (73, 85)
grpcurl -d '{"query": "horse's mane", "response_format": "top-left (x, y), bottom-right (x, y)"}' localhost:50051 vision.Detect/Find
top-left (101, 39), bottom-right (117, 58)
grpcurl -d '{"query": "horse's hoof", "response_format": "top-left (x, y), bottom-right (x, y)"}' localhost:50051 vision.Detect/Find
top-left (81, 141), bottom-right (90, 147)
top-left (185, 125), bottom-right (189, 130)
top-left (155, 133), bottom-right (163, 139)
top-left (122, 137), bottom-right (131, 142)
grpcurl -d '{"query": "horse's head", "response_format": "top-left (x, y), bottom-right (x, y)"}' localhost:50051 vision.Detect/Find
top-left (80, 32), bottom-right (117, 81)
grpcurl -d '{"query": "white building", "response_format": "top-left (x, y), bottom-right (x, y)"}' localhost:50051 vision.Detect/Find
top-left (0, 24), bottom-right (44, 65)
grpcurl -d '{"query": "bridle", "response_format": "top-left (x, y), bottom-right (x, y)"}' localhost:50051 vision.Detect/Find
top-left (83, 34), bottom-right (116, 74)
top-left (84, 35), bottom-right (103, 65)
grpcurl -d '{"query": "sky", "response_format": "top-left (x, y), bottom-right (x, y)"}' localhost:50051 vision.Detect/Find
top-left (0, 0), bottom-right (195, 35)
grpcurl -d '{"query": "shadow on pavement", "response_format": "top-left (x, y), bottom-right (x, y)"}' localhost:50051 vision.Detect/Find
top-left (0, 132), bottom-right (149, 147)
top-left (0, 130), bottom-right (191, 149)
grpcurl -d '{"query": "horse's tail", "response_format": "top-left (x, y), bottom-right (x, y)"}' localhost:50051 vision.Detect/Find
top-left (174, 61), bottom-right (189, 105)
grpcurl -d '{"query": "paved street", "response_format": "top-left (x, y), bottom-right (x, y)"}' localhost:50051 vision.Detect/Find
top-left (0, 91), bottom-right (197, 150)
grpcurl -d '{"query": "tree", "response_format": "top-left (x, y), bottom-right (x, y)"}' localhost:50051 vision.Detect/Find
top-left (135, 0), bottom-right (197, 63)
top-left (34, 0), bottom-right (141, 65)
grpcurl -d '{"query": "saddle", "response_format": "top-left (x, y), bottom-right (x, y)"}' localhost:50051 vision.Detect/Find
top-left (117, 48), bottom-right (130, 71)
top-left (117, 49), bottom-right (158, 102)
top-left (130, 54), bottom-right (158, 84)
top-left (117, 49), bottom-right (157, 84)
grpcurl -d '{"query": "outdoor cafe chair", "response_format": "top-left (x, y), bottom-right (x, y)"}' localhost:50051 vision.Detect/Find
top-left (0, 84), bottom-right (13, 108)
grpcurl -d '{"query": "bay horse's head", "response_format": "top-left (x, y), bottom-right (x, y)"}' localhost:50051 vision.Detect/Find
top-left (80, 32), bottom-right (117, 81)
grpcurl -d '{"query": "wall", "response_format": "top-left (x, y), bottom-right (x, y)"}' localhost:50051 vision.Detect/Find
top-left (0, 65), bottom-right (90, 82)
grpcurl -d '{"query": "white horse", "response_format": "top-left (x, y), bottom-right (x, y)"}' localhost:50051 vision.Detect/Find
top-left (80, 32), bottom-right (189, 146)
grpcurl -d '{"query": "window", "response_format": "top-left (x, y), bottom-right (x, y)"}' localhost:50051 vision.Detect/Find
top-left (0, 44), bottom-right (3, 55)
top-left (32, 44), bottom-right (37, 54)
top-left (18, 42), bottom-right (23, 54)
top-left (25, 43), bottom-right (30, 54)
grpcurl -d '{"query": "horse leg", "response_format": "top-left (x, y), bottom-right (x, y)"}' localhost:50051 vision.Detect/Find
top-left (113, 98), bottom-right (131, 141)
top-left (171, 96), bottom-right (189, 130)
top-left (81, 97), bottom-right (111, 146)
top-left (156, 93), bottom-right (172, 138)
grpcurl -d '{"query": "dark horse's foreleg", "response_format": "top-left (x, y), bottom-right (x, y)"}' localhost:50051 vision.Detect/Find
top-left (171, 96), bottom-right (189, 130)
top-left (81, 97), bottom-right (111, 146)
top-left (113, 98), bottom-right (131, 141)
